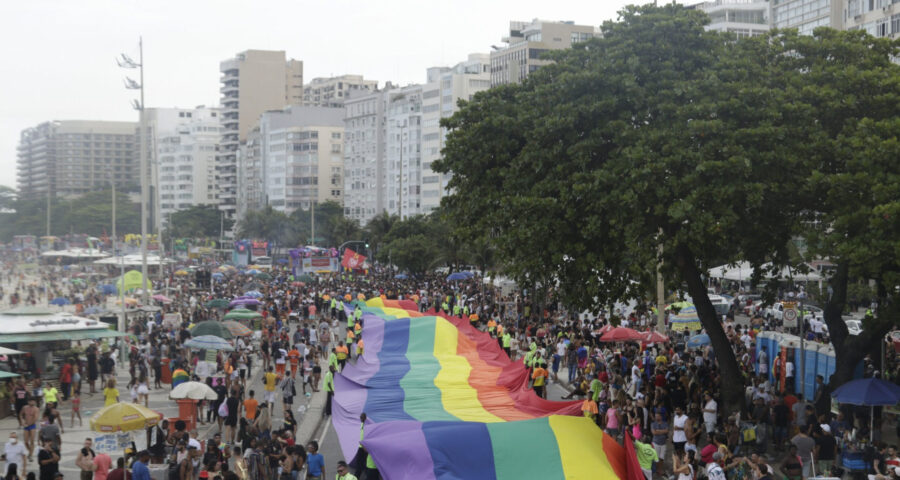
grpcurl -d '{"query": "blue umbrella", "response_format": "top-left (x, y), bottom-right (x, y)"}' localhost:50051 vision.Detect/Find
top-left (394, 273), bottom-right (409, 280)
top-left (49, 297), bottom-right (70, 306)
top-left (831, 378), bottom-right (900, 406)
top-left (832, 377), bottom-right (900, 441)
top-left (99, 284), bottom-right (117, 295)
top-left (83, 306), bottom-right (104, 315)
top-left (211, 272), bottom-right (224, 279)
top-left (246, 269), bottom-right (261, 275)
top-left (244, 290), bottom-right (263, 298)
top-left (277, 258), bottom-right (289, 264)
top-left (446, 271), bottom-right (473, 281)
top-left (184, 335), bottom-right (234, 352)
top-left (686, 334), bottom-right (710, 349)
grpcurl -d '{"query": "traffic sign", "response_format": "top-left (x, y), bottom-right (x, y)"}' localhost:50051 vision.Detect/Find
top-left (783, 307), bottom-right (798, 328)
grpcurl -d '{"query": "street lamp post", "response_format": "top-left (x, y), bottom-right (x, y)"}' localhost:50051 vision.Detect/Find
top-left (118, 37), bottom-right (149, 303)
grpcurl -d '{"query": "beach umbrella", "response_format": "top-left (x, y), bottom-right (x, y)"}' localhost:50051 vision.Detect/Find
top-left (230, 298), bottom-right (260, 307)
top-left (670, 305), bottom-right (701, 332)
top-left (297, 274), bottom-right (314, 283)
top-left (49, 297), bottom-right (70, 306)
top-left (83, 306), bottom-right (104, 315)
top-left (599, 327), bottom-right (644, 342)
top-left (189, 322), bottom-right (233, 339)
top-left (70, 278), bottom-right (85, 285)
top-left (184, 335), bottom-right (233, 352)
top-left (174, 269), bottom-right (189, 276)
top-left (223, 309), bottom-right (262, 321)
top-left (641, 331), bottom-right (670, 344)
top-left (211, 272), bottom-right (224, 280)
top-left (277, 258), bottom-right (289, 264)
top-left (205, 299), bottom-right (230, 309)
top-left (171, 368), bottom-right (190, 388)
top-left (222, 320), bottom-right (252, 337)
top-left (169, 381), bottom-right (218, 401)
top-left (152, 294), bottom-right (172, 303)
top-left (832, 378), bottom-right (900, 442)
top-left (446, 271), bottom-right (473, 281)
top-left (90, 403), bottom-right (162, 432)
top-left (244, 290), bottom-right (263, 298)
top-left (99, 284), bottom-right (117, 295)
top-left (245, 269), bottom-right (261, 275)
top-left (255, 272), bottom-right (272, 281)
top-left (243, 282), bottom-right (262, 291)
top-left (394, 273), bottom-right (409, 280)
top-left (686, 334), bottom-right (711, 349)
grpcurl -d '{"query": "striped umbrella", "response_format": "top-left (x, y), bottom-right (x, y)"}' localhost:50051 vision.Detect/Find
top-left (222, 320), bottom-right (252, 337)
top-left (184, 335), bottom-right (234, 351)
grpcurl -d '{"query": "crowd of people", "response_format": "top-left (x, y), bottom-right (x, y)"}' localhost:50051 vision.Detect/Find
top-left (0, 254), bottom-right (897, 480)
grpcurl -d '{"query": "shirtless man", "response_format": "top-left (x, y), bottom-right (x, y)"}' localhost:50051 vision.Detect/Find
top-left (18, 398), bottom-right (39, 461)
top-left (75, 438), bottom-right (96, 480)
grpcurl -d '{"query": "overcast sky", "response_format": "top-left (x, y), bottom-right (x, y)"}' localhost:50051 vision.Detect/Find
top-left (0, 0), bottom-right (653, 190)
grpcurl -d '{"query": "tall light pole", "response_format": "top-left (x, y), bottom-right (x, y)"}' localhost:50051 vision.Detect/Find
top-left (118, 37), bottom-right (149, 303)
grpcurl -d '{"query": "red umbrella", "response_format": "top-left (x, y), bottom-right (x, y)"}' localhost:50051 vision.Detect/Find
top-left (599, 327), bottom-right (644, 342)
top-left (641, 331), bottom-right (670, 344)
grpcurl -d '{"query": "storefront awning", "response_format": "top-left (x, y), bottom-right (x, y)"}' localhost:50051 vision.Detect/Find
top-left (0, 328), bottom-right (128, 344)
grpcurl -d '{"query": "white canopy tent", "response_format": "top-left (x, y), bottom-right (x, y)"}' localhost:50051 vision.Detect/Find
top-left (708, 262), bottom-right (825, 282)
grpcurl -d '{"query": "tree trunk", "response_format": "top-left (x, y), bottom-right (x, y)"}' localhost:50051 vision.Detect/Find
top-left (676, 246), bottom-right (746, 417)
top-left (823, 263), bottom-right (895, 387)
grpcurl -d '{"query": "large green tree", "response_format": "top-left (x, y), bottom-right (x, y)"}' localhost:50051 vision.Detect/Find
top-left (789, 29), bottom-right (900, 388)
top-left (435, 5), bottom-right (811, 415)
top-left (0, 189), bottom-right (140, 240)
top-left (164, 204), bottom-right (232, 239)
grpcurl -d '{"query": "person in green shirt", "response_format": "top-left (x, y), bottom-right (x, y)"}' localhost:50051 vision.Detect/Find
top-left (328, 349), bottom-right (339, 372)
top-left (590, 375), bottom-right (603, 403)
top-left (335, 461), bottom-right (358, 480)
top-left (452, 303), bottom-right (461, 317)
top-left (633, 437), bottom-right (658, 479)
top-left (502, 331), bottom-right (512, 358)
top-left (323, 366), bottom-right (335, 417)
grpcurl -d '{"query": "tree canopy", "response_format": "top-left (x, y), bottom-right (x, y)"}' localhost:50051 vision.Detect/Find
top-left (434, 4), bottom-right (900, 412)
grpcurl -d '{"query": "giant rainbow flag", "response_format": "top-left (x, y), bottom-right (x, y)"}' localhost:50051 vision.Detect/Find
top-left (333, 298), bottom-right (640, 479)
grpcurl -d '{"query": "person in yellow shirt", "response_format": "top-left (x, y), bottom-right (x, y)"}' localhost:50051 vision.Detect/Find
top-left (531, 362), bottom-right (549, 399)
top-left (263, 366), bottom-right (278, 412)
top-left (582, 398), bottom-right (599, 420)
top-left (335, 341), bottom-right (350, 370)
top-left (103, 379), bottom-right (119, 407)
top-left (356, 337), bottom-right (365, 358)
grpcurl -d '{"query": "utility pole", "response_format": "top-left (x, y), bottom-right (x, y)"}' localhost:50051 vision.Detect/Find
top-left (119, 37), bottom-right (149, 303)
top-left (112, 183), bottom-right (126, 332)
top-left (310, 200), bottom-right (315, 246)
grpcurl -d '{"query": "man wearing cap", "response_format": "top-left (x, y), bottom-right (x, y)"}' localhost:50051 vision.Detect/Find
top-left (815, 423), bottom-right (837, 475)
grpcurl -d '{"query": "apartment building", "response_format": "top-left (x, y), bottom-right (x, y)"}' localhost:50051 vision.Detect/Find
top-left (691, 0), bottom-right (771, 37)
top-left (343, 86), bottom-right (394, 224)
top-left (239, 106), bottom-right (344, 215)
top-left (303, 75), bottom-right (378, 108)
top-left (16, 120), bottom-right (137, 199)
top-left (490, 19), bottom-right (599, 86)
top-left (147, 107), bottom-right (221, 226)
top-left (218, 50), bottom-right (303, 221)
top-left (771, 0), bottom-right (842, 34)
top-left (844, 0), bottom-right (900, 38)
top-left (421, 54), bottom-right (491, 214)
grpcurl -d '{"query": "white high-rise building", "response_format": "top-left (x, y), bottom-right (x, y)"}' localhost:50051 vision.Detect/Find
top-left (690, 0), bottom-right (771, 38)
top-left (147, 107), bottom-right (221, 227)
top-left (421, 54), bottom-right (492, 214)
top-left (844, 0), bottom-right (900, 38)
top-left (385, 85), bottom-right (423, 219)
top-left (771, 0), bottom-right (842, 34)
top-left (343, 86), bottom-right (394, 224)
top-left (238, 106), bottom-right (344, 215)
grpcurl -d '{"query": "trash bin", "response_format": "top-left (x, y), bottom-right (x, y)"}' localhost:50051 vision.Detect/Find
top-left (176, 399), bottom-right (197, 432)
top-left (161, 358), bottom-right (172, 385)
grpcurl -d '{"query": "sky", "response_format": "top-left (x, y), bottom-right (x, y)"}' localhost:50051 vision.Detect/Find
top-left (0, 0), bottom-right (652, 190)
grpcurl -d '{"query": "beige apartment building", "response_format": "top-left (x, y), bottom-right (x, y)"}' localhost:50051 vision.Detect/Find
top-left (490, 19), bottom-right (599, 86)
top-left (218, 50), bottom-right (303, 220)
top-left (303, 75), bottom-right (378, 108)
top-left (17, 120), bottom-right (137, 199)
